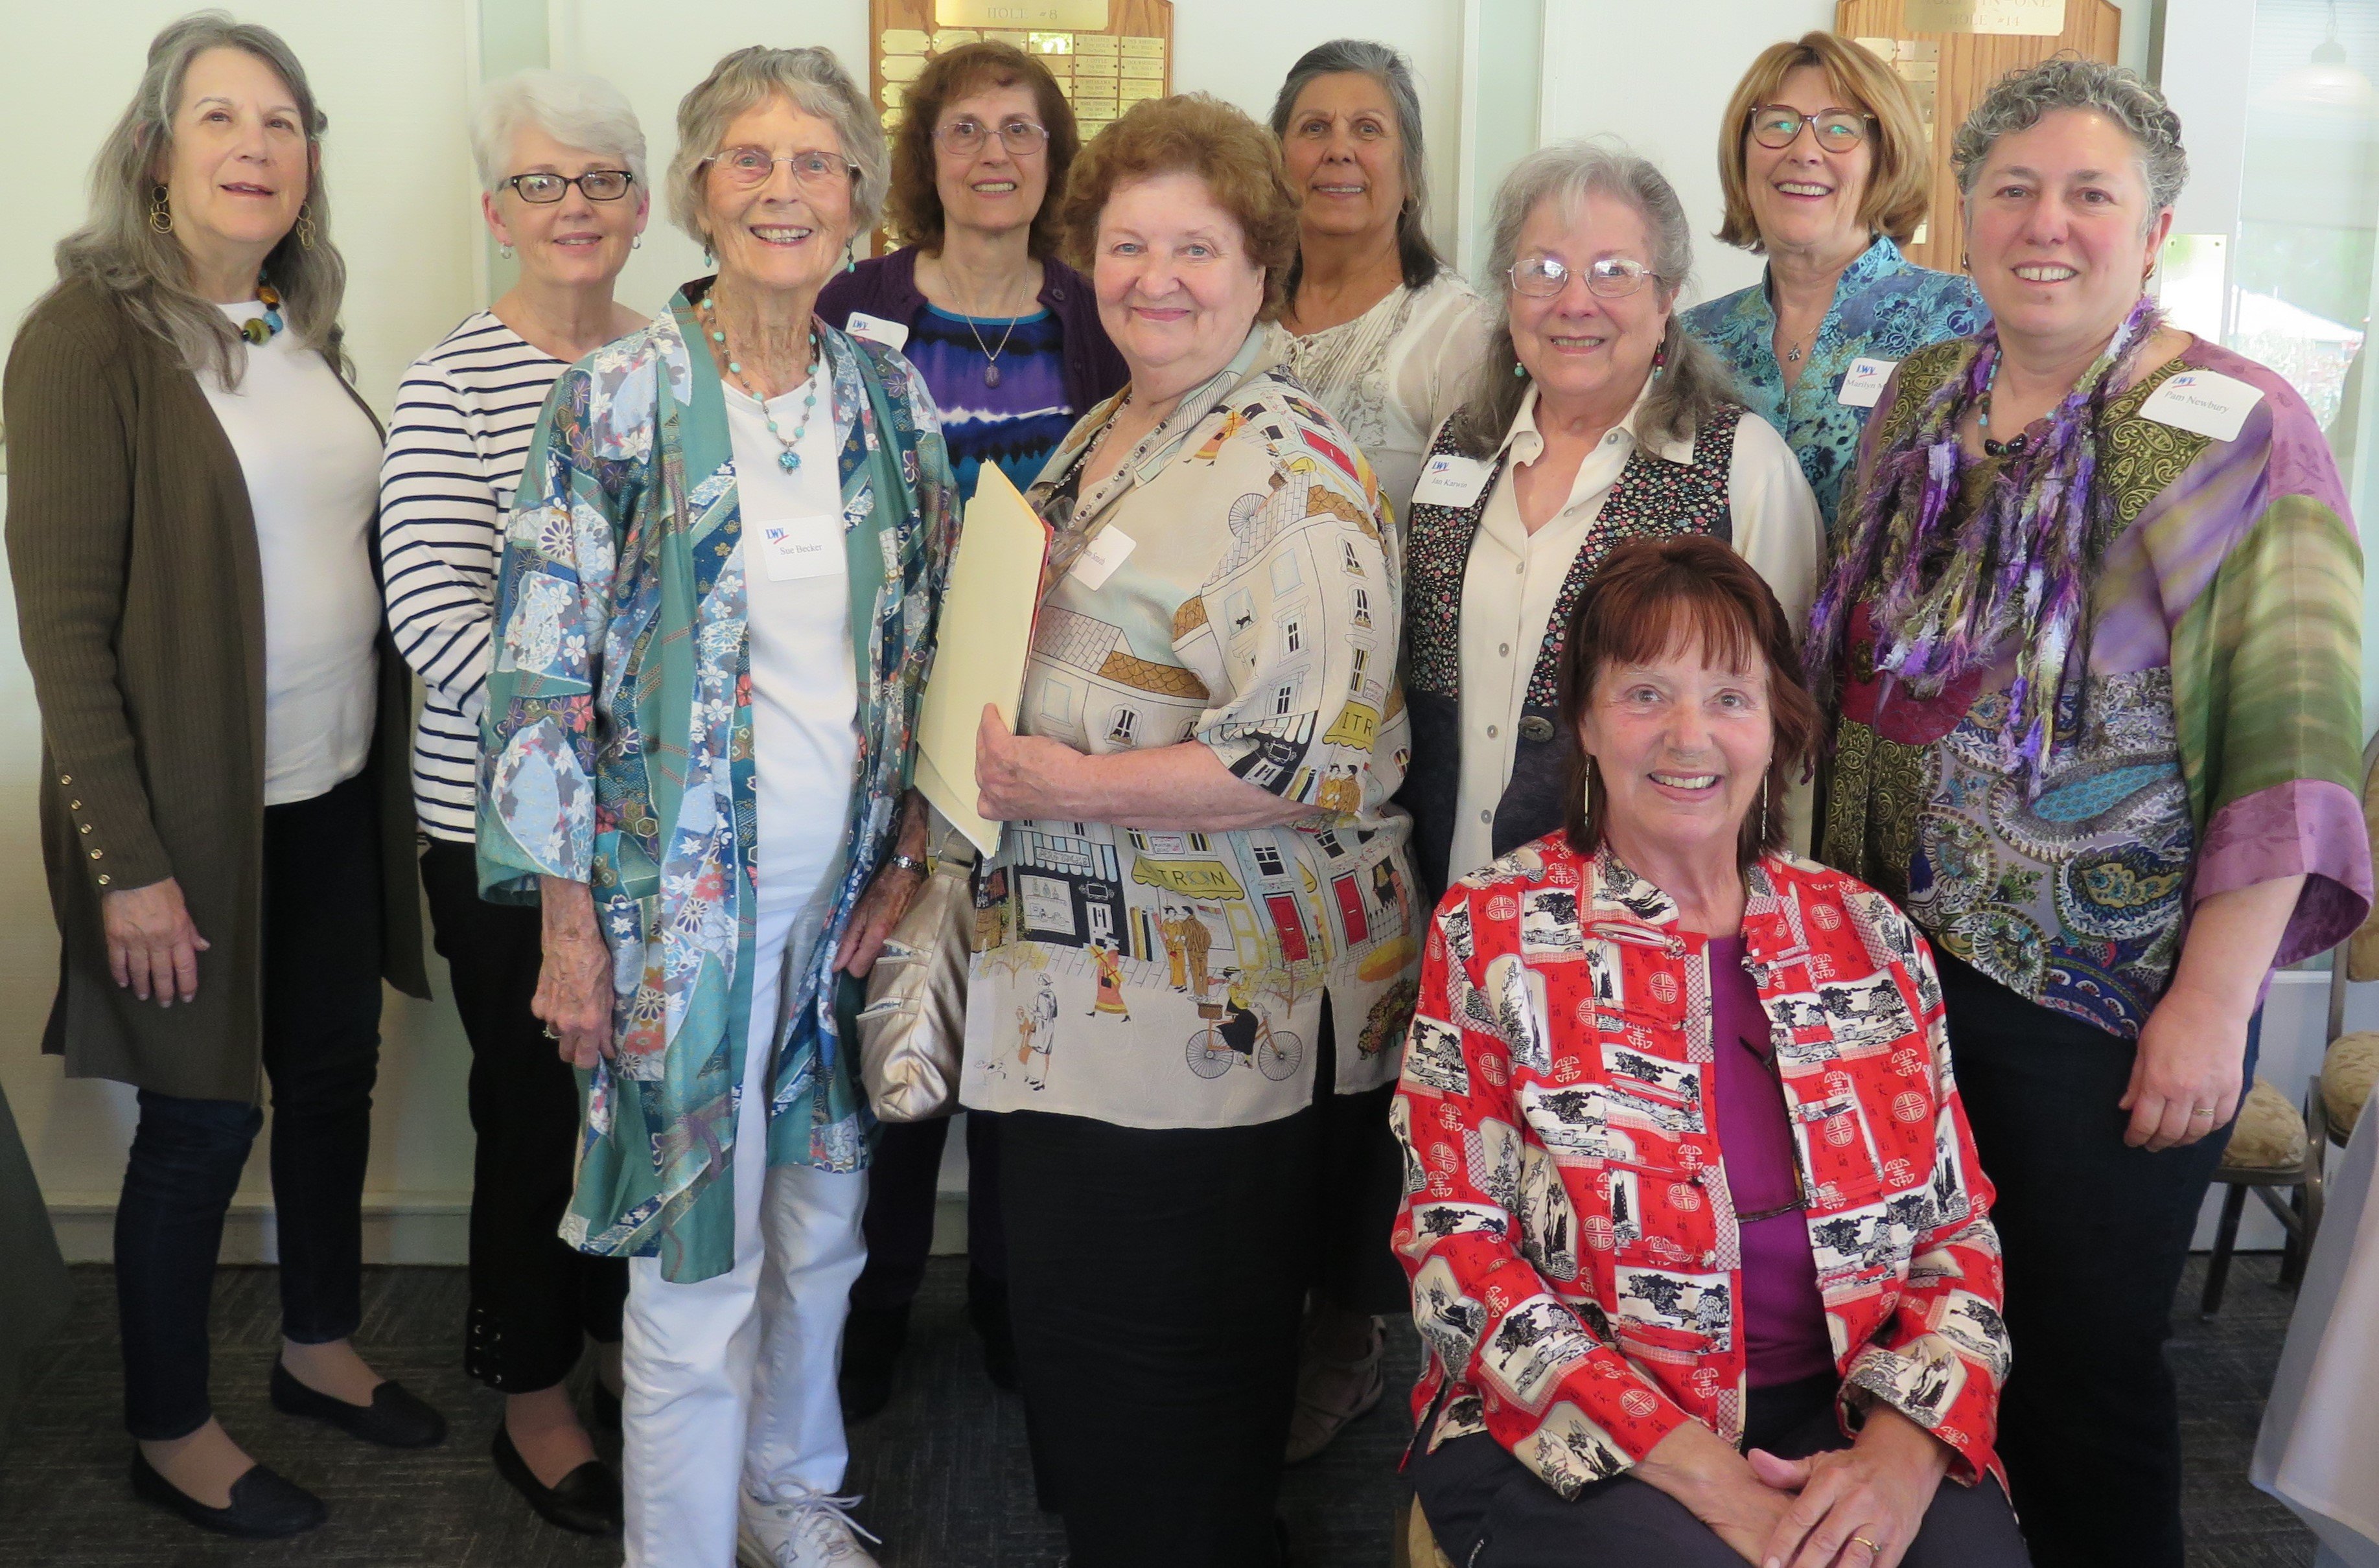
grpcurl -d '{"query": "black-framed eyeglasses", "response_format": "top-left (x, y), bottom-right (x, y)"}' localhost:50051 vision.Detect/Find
top-left (1747, 104), bottom-right (1875, 153)
top-left (1509, 254), bottom-right (1660, 299)
top-left (934, 117), bottom-right (1049, 157)
top-left (503, 169), bottom-right (635, 203)
top-left (700, 146), bottom-right (860, 192)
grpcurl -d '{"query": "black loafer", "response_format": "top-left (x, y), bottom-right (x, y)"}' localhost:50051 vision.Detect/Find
top-left (130, 1450), bottom-right (327, 1539)
top-left (492, 1424), bottom-right (621, 1536)
top-left (270, 1360), bottom-right (448, 1448)
top-left (839, 1304), bottom-right (909, 1422)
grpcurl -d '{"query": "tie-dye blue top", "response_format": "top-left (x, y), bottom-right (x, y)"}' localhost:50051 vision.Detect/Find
top-left (1682, 235), bottom-right (1986, 535)
top-left (904, 306), bottom-right (1075, 497)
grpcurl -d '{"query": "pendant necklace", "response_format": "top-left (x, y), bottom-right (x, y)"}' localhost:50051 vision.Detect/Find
top-left (951, 274), bottom-right (1024, 387)
top-left (1977, 348), bottom-right (2031, 459)
top-left (701, 292), bottom-right (818, 472)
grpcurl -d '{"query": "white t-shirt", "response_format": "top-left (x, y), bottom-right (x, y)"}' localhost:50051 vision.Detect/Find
top-left (725, 363), bottom-right (862, 914)
top-left (200, 302), bottom-right (384, 805)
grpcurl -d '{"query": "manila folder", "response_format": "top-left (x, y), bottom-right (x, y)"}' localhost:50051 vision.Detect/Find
top-left (914, 463), bottom-right (1049, 858)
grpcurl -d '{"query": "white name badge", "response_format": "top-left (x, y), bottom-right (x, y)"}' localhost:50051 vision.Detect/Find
top-left (844, 311), bottom-right (910, 352)
top-left (1069, 526), bottom-right (1137, 590)
top-left (1837, 356), bottom-right (1898, 408)
top-left (754, 515), bottom-right (843, 582)
top-left (2139, 369), bottom-right (2264, 442)
top-left (1412, 452), bottom-right (1492, 509)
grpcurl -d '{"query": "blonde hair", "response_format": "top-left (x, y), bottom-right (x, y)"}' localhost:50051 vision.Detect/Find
top-left (1715, 32), bottom-right (1932, 252)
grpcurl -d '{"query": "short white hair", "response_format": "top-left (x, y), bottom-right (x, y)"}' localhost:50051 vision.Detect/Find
top-left (473, 69), bottom-right (648, 192)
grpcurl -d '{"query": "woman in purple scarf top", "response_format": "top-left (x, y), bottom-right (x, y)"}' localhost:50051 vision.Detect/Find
top-left (1807, 59), bottom-right (2371, 1568)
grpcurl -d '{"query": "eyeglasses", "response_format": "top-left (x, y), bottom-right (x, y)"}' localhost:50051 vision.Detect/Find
top-left (700, 146), bottom-right (860, 192)
top-left (1508, 254), bottom-right (1660, 299)
top-left (934, 117), bottom-right (1049, 157)
top-left (1747, 105), bottom-right (1874, 153)
top-left (504, 169), bottom-right (634, 203)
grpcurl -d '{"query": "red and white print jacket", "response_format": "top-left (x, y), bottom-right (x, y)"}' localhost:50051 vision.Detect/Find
top-left (1392, 836), bottom-right (2008, 1497)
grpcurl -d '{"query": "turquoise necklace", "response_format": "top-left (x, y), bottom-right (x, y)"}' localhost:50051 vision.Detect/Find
top-left (240, 275), bottom-right (285, 346)
top-left (699, 290), bottom-right (818, 472)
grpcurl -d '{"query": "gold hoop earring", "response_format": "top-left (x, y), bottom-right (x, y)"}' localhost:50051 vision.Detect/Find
top-left (296, 202), bottom-right (316, 251)
top-left (148, 185), bottom-right (173, 235)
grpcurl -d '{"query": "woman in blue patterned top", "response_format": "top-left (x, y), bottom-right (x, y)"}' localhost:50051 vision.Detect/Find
top-left (1682, 32), bottom-right (1985, 533)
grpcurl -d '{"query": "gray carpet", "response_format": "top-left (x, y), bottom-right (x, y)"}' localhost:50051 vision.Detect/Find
top-left (0, 1254), bottom-right (2315, 1566)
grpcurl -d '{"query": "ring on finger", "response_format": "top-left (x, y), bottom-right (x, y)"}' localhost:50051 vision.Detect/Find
top-left (1850, 1537), bottom-right (1881, 1555)
top-left (542, 1024), bottom-right (558, 1039)
top-left (2188, 1107), bottom-right (2217, 1120)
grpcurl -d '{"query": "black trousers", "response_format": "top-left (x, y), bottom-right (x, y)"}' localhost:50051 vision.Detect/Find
top-left (115, 773), bottom-right (383, 1441)
top-left (1411, 1374), bottom-right (2030, 1567)
top-left (420, 841), bottom-right (626, 1393)
top-left (851, 1110), bottom-right (1007, 1312)
top-left (1935, 951), bottom-right (2251, 1568)
top-left (998, 1010), bottom-right (1397, 1567)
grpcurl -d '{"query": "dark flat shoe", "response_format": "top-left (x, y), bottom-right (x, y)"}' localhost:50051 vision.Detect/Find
top-left (270, 1360), bottom-right (447, 1448)
top-left (588, 1379), bottom-right (621, 1436)
top-left (967, 1269), bottom-right (1019, 1392)
top-left (838, 1303), bottom-right (909, 1422)
top-left (493, 1425), bottom-right (621, 1536)
top-left (130, 1450), bottom-right (327, 1539)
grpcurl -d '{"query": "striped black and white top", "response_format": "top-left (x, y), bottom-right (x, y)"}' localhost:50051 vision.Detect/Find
top-left (378, 312), bottom-right (568, 842)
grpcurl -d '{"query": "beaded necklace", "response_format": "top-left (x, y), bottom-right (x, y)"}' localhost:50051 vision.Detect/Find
top-left (699, 291), bottom-right (818, 473)
top-left (1977, 350), bottom-right (2030, 457)
top-left (238, 277), bottom-right (286, 346)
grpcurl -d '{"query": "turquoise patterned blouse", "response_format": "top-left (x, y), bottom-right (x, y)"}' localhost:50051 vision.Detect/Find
top-left (1682, 235), bottom-right (1985, 535)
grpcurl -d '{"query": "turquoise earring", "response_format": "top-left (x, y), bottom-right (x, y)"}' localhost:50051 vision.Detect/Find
top-left (1511, 361), bottom-right (1525, 378)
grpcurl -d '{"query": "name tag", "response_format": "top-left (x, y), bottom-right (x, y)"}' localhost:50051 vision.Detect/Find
top-left (844, 311), bottom-right (910, 352)
top-left (753, 515), bottom-right (844, 582)
top-left (1412, 452), bottom-right (1492, 508)
top-left (2140, 369), bottom-right (2263, 441)
top-left (1837, 356), bottom-right (1897, 408)
top-left (1069, 526), bottom-right (1137, 590)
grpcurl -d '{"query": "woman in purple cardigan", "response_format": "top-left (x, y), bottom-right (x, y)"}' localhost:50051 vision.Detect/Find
top-left (815, 38), bottom-right (1125, 1422)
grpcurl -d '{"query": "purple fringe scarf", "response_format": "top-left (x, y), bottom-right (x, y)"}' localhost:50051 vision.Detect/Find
top-left (1804, 295), bottom-right (2162, 790)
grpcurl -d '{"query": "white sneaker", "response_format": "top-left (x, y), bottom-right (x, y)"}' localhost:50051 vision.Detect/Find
top-left (735, 1488), bottom-right (882, 1568)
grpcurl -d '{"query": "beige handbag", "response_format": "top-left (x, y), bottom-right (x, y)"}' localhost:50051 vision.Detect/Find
top-left (855, 812), bottom-right (980, 1122)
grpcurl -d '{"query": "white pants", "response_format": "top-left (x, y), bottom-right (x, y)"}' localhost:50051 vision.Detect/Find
top-left (621, 889), bottom-right (868, 1568)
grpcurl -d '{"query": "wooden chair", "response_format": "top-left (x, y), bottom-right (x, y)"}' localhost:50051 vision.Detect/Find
top-left (2203, 730), bottom-right (2379, 1314)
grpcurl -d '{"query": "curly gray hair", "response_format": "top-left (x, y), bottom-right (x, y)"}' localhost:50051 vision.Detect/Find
top-left (1951, 56), bottom-right (2187, 225)
top-left (1445, 140), bottom-right (1737, 459)
top-left (667, 45), bottom-right (887, 254)
top-left (51, 10), bottom-right (343, 388)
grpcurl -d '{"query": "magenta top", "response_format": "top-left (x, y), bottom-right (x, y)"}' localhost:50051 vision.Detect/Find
top-left (1706, 935), bottom-right (1835, 1388)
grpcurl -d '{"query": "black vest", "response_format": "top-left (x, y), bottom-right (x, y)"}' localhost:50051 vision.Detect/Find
top-left (1397, 404), bottom-right (1741, 905)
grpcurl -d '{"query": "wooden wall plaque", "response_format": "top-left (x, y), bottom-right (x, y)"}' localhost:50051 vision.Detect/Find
top-left (870, 0), bottom-right (1174, 251)
top-left (1835, 0), bottom-right (2120, 273)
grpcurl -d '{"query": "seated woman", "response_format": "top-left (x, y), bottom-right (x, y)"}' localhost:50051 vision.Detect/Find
top-left (1396, 536), bottom-right (2027, 1568)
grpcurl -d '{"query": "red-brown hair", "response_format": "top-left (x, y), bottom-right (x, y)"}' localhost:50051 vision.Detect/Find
top-left (1556, 536), bottom-right (1817, 868)
top-left (885, 41), bottom-right (1077, 255)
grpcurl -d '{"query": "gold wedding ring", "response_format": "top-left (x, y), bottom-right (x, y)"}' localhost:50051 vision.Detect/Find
top-left (1851, 1537), bottom-right (1881, 1554)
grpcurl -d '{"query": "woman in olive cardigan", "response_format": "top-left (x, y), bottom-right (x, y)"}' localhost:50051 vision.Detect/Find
top-left (3, 16), bottom-right (429, 1540)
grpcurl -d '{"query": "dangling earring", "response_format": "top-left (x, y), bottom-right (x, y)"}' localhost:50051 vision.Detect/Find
top-left (295, 202), bottom-right (316, 251)
top-left (148, 185), bottom-right (173, 235)
top-left (844, 240), bottom-right (857, 273)
top-left (1757, 776), bottom-right (1770, 848)
top-left (1511, 360), bottom-right (1526, 379)
top-left (703, 244), bottom-right (715, 269)
top-left (498, 242), bottom-right (514, 261)
top-left (632, 233), bottom-right (643, 249)
top-left (1651, 340), bottom-right (1668, 378)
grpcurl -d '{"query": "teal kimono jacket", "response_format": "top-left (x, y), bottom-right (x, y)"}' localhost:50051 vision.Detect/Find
top-left (480, 286), bottom-right (958, 1282)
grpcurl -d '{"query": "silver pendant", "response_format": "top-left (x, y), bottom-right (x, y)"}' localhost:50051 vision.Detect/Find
top-left (983, 361), bottom-right (1002, 388)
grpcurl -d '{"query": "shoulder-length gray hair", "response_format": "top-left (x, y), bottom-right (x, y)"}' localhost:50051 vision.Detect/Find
top-left (473, 68), bottom-right (647, 192)
top-left (667, 45), bottom-right (888, 253)
top-left (1268, 38), bottom-right (1445, 290)
top-left (51, 10), bottom-right (343, 387)
top-left (1951, 56), bottom-right (2187, 226)
top-left (1446, 141), bottom-right (1737, 459)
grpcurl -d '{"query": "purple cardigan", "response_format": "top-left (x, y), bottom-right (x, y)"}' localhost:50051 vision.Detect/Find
top-left (816, 247), bottom-right (1129, 416)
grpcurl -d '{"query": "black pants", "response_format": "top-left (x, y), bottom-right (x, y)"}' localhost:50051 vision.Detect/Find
top-left (998, 1011), bottom-right (1395, 1567)
top-left (115, 773), bottom-right (384, 1441)
top-left (851, 1110), bottom-right (1006, 1312)
top-left (420, 841), bottom-right (626, 1392)
top-left (1936, 951), bottom-right (2252, 1568)
top-left (1411, 1374), bottom-right (2030, 1567)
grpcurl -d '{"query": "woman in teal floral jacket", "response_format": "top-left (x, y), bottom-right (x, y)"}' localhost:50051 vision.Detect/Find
top-left (479, 44), bottom-right (955, 1568)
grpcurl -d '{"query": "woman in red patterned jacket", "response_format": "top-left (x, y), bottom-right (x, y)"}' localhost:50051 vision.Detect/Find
top-left (1395, 536), bottom-right (2025, 1568)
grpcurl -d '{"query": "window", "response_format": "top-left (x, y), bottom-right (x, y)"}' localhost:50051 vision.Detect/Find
top-left (1352, 586), bottom-right (1372, 627)
top-left (1282, 615), bottom-right (1305, 654)
top-left (1271, 553), bottom-right (1302, 594)
top-left (1349, 647), bottom-right (1370, 694)
top-left (1253, 842), bottom-right (1286, 878)
top-left (1341, 538), bottom-right (1365, 575)
top-left (1108, 708), bottom-right (1139, 745)
top-left (1038, 676), bottom-right (1076, 724)
top-left (1275, 684), bottom-right (1298, 716)
top-left (1226, 590), bottom-right (1257, 634)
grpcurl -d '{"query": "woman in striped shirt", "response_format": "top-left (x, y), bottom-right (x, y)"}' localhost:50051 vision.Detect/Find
top-left (375, 68), bottom-right (650, 1538)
